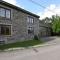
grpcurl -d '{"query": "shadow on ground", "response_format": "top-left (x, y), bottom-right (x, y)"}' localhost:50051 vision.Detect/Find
top-left (40, 36), bottom-right (57, 42)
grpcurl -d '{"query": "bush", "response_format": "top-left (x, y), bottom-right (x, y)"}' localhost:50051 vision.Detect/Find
top-left (33, 35), bottom-right (39, 40)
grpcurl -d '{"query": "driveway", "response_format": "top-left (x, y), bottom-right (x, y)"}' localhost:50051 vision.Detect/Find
top-left (41, 36), bottom-right (60, 45)
top-left (0, 36), bottom-right (60, 60)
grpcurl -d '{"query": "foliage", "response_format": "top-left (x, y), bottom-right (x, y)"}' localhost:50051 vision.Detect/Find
top-left (33, 35), bottom-right (39, 40)
top-left (51, 15), bottom-right (60, 34)
top-left (0, 39), bottom-right (43, 50)
top-left (41, 15), bottom-right (60, 35)
top-left (42, 17), bottom-right (52, 23)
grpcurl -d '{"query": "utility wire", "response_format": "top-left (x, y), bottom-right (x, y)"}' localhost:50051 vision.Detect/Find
top-left (29, 0), bottom-right (56, 14)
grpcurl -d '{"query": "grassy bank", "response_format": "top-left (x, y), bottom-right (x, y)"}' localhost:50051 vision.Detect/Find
top-left (0, 40), bottom-right (43, 50)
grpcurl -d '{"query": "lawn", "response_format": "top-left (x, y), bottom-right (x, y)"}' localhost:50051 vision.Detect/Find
top-left (0, 40), bottom-right (43, 50)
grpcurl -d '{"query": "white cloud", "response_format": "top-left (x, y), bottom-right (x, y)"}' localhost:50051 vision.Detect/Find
top-left (3, 0), bottom-right (17, 5)
top-left (38, 4), bottom-right (60, 19)
top-left (3, 0), bottom-right (24, 9)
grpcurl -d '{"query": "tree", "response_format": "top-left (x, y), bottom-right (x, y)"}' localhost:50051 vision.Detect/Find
top-left (42, 17), bottom-right (52, 23)
top-left (41, 15), bottom-right (60, 35)
top-left (51, 15), bottom-right (60, 35)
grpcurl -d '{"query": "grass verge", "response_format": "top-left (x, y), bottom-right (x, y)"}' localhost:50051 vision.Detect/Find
top-left (0, 40), bottom-right (43, 50)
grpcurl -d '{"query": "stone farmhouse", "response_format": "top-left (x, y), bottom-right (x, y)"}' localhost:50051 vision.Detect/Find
top-left (0, 0), bottom-right (51, 44)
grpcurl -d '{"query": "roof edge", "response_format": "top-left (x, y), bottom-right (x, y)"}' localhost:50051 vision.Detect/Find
top-left (0, 0), bottom-right (40, 18)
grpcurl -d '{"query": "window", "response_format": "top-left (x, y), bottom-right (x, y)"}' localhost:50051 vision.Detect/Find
top-left (0, 7), bottom-right (11, 19)
top-left (27, 16), bottom-right (34, 23)
top-left (28, 27), bottom-right (34, 34)
top-left (0, 25), bottom-right (11, 35)
top-left (0, 8), bottom-right (5, 17)
top-left (6, 10), bottom-right (10, 19)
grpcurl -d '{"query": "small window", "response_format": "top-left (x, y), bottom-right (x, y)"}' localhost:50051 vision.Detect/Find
top-left (28, 27), bottom-right (34, 34)
top-left (1, 25), bottom-right (11, 35)
top-left (27, 16), bottom-right (34, 23)
top-left (0, 7), bottom-right (11, 19)
top-left (0, 8), bottom-right (5, 17)
top-left (6, 9), bottom-right (11, 19)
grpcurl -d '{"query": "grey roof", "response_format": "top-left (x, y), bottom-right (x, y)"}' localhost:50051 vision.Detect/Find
top-left (0, 0), bottom-right (40, 18)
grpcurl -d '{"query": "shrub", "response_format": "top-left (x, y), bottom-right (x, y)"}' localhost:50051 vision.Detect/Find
top-left (33, 35), bottom-right (39, 40)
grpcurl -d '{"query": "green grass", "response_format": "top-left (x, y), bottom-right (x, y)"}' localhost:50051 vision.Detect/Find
top-left (0, 40), bottom-right (43, 50)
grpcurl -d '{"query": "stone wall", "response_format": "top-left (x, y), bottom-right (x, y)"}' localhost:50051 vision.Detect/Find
top-left (0, 4), bottom-right (39, 44)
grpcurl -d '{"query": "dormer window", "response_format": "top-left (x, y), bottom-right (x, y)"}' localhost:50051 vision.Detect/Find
top-left (0, 7), bottom-right (11, 19)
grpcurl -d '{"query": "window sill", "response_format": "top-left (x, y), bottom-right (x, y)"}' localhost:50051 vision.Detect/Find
top-left (0, 35), bottom-right (12, 37)
top-left (0, 16), bottom-right (11, 20)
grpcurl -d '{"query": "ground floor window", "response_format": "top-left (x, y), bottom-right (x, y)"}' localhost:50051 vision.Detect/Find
top-left (28, 27), bottom-right (34, 34)
top-left (0, 25), bottom-right (11, 35)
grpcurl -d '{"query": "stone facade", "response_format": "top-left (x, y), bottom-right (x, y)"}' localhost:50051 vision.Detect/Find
top-left (0, 1), bottom-right (39, 44)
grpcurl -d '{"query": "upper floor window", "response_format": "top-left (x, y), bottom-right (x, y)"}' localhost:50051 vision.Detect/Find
top-left (0, 7), bottom-right (11, 19)
top-left (0, 8), bottom-right (5, 17)
top-left (6, 10), bottom-right (11, 19)
top-left (27, 16), bottom-right (34, 23)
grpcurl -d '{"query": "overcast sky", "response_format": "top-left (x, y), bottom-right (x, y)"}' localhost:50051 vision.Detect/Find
top-left (3, 0), bottom-right (60, 19)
